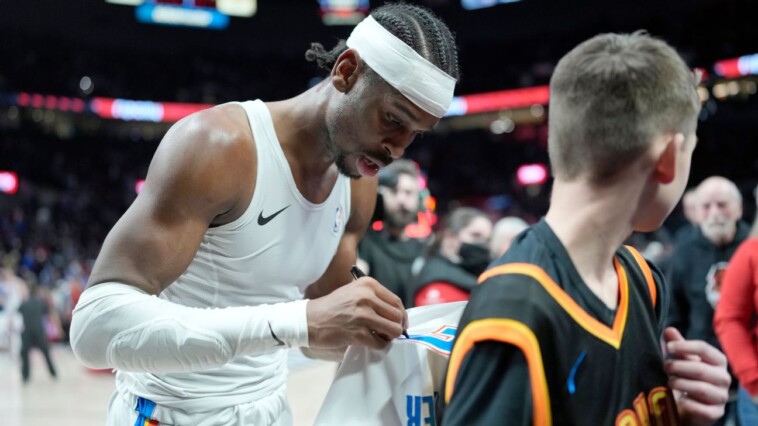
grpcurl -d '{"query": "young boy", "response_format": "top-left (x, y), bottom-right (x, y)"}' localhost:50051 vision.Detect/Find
top-left (444, 32), bottom-right (731, 425)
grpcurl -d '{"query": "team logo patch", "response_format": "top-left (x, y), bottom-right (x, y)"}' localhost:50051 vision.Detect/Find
top-left (332, 205), bottom-right (343, 235)
top-left (403, 325), bottom-right (457, 356)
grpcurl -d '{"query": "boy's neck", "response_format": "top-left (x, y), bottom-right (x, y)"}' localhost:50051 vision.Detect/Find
top-left (545, 178), bottom-right (640, 309)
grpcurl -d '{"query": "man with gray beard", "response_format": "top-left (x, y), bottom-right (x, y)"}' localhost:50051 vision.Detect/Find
top-left (668, 175), bottom-right (749, 425)
top-left (357, 160), bottom-right (427, 306)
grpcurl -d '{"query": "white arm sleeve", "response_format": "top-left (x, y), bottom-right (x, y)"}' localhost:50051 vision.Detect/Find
top-left (69, 282), bottom-right (309, 373)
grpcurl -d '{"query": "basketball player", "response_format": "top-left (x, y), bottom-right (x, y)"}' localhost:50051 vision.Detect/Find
top-left (68, 4), bottom-right (460, 425)
top-left (444, 32), bottom-right (731, 425)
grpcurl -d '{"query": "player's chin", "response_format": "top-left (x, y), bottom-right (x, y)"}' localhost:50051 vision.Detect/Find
top-left (335, 155), bottom-right (363, 180)
top-left (340, 167), bottom-right (363, 180)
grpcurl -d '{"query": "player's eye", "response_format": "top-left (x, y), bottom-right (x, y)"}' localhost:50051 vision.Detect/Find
top-left (386, 113), bottom-right (402, 126)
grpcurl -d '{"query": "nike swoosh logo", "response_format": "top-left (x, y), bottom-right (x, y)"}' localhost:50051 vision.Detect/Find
top-left (258, 205), bottom-right (290, 226)
top-left (567, 351), bottom-right (586, 395)
top-left (268, 321), bottom-right (285, 346)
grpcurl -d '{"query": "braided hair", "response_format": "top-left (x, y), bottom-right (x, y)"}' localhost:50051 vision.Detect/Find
top-left (305, 3), bottom-right (460, 81)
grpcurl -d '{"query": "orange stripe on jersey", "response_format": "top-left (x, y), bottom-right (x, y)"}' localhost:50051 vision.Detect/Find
top-left (624, 245), bottom-right (657, 308)
top-left (477, 260), bottom-right (629, 349)
top-left (445, 319), bottom-right (551, 426)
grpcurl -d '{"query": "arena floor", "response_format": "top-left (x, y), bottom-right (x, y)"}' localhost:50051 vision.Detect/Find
top-left (0, 345), bottom-right (338, 426)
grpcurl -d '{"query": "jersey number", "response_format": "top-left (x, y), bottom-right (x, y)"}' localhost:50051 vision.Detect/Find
top-left (616, 387), bottom-right (677, 426)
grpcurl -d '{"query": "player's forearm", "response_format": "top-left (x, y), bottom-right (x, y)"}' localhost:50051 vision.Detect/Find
top-left (70, 282), bottom-right (308, 372)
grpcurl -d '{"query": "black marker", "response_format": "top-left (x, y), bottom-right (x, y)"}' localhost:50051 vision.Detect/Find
top-left (350, 265), bottom-right (410, 339)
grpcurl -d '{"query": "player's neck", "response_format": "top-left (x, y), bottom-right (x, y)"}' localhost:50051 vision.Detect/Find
top-left (545, 178), bottom-right (640, 308)
top-left (267, 85), bottom-right (335, 176)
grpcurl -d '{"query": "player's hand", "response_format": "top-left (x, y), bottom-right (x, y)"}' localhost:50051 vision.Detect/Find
top-left (662, 327), bottom-right (731, 426)
top-left (306, 276), bottom-right (407, 350)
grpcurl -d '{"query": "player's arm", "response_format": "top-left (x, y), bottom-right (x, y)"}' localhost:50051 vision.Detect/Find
top-left (300, 177), bottom-right (376, 360)
top-left (303, 177), bottom-right (407, 350)
top-left (70, 106), bottom-right (311, 372)
top-left (305, 177), bottom-right (378, 300)
top-left (444, 341), bottom-right (533, 425)
top-left (88, 105), bottom-right (251, 295)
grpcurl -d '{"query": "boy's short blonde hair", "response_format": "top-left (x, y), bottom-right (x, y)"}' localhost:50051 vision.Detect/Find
top-left (548, 31), bottom-right (701, 183)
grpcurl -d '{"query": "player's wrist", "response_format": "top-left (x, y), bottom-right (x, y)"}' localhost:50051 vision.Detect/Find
top-left (268, 299), bottom-right (309, 348)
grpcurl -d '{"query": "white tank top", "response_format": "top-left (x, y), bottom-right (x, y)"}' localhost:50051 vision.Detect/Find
top-left (116, 99), bottom-right (352, 415)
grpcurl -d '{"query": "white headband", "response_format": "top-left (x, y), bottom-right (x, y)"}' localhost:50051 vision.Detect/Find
top-left (345, 16), bottom-right (456, 118)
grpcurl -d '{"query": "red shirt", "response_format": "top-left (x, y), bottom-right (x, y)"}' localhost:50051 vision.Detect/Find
top-left (714, 237), bottom-right (758, 395)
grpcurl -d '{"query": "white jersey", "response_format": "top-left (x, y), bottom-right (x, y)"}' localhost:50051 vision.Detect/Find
top-left (315, 302), bottom-right (466, 426)
top-left (116, 100), bottom-right (352, 415)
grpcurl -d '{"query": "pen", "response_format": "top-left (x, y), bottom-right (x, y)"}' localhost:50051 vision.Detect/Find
top-left (350, 265), bottom-right (410, 339)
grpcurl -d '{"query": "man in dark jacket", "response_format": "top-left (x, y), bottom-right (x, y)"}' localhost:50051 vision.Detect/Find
top-left (357, 160), bottom-right (427, 306)
top-left (668, 175), bottom-right (747, 424)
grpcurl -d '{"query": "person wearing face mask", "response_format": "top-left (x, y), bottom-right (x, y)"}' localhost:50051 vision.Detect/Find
top-left (407, 207), bottom-right (493, 307)
top-left (667, 175), bottom-right (750, 425)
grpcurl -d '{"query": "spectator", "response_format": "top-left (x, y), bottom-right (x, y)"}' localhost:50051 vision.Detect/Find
top-left (673, 188), bottom-right (702, 245)
top-left (407, 207), bottom-right (492, 306)
top-left (668, 175), bottom-right (749, 424)
top-left (357, 160), bottom-right (428, 306)
top-left (489, 216), bottom-right (528, 259)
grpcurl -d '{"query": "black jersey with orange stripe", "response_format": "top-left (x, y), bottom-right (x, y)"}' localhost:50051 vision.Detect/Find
top-left (443, 220), bottom-right (678, 426)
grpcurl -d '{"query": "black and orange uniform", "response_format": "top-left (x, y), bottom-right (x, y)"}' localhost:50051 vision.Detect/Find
top-left (443, 220), bottom-right (678, 425)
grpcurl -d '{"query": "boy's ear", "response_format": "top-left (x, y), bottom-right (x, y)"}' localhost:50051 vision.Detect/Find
top-left (654, 133), bottom-right (685, 184)
top-left (331, 49), bottom-right (362, 93)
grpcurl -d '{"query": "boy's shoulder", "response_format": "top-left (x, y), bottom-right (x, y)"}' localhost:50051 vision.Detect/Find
top-left (464, 224), bottom-right (561, 327)
top-left (467, 269), bottom-right (553, 321)
top-left (466, 223), bottom-right (659, 326)
top-left (492, 220), bottom-right (552, 266)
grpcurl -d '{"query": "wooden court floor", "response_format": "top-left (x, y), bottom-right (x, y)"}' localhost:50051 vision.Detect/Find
top-left (0, 345), bottom-right (337, 426)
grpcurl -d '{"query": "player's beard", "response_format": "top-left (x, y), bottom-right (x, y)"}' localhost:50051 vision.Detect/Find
top-left (324, 98), bottom-right (392, 179)
top-left (322, 126), bottom-right (362, 180)
top-left (334, 152), bottom-right (361, 180)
